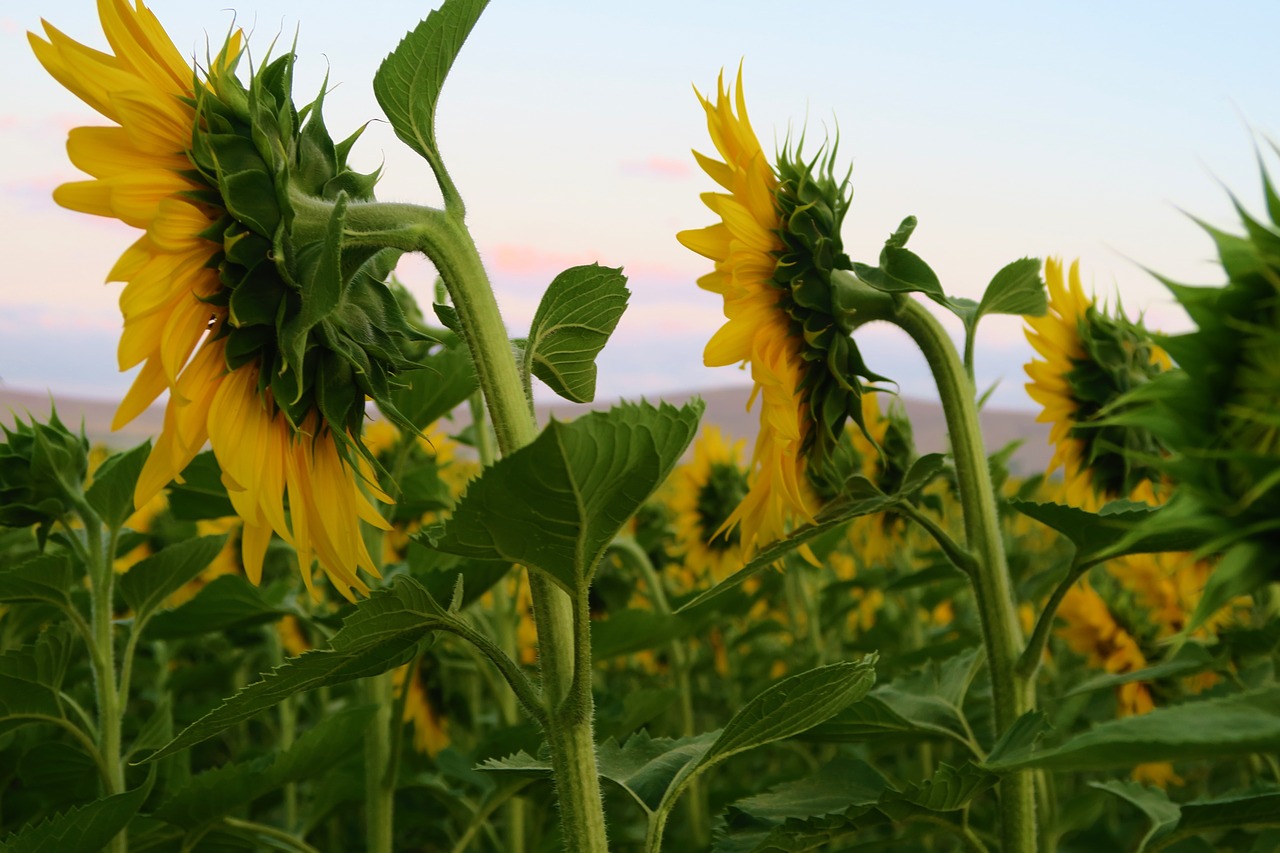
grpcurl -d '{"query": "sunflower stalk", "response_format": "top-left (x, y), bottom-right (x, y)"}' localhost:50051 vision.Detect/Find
top-left (854, 294), bottom-right (1037, 852)
top-left (347, 199), bottom-right (610, 850)
top-left (72, 498), bottom-right (127, 853)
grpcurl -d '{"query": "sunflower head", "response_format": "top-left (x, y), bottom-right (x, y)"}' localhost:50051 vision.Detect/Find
top-left (669, 426), bottom-right (750, 585)
top-left (1024, 259), bottom-right (1169, 509)
top-left (190, 48), bottom-right (429, 457)
top-left (678, 68), bottom-right (887, 557)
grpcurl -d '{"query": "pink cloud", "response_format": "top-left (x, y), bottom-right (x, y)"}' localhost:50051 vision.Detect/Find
top-left (487, 244), bottom-right (601, 277)
top-left (0, 18), bottom-right (19, 36)
top-left (619, 156), bottom-right (692, 180)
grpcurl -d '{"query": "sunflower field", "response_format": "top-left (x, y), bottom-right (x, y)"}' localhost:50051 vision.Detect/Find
top-left (2, 1), bottom-right (1279, 851)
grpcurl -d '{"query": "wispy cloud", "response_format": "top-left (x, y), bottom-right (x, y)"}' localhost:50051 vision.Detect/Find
top-left (619, 156), bottom-right (692, 180)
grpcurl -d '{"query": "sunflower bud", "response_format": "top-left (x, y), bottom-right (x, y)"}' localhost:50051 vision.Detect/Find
top-left (0, 409), bottom-right (89, 543)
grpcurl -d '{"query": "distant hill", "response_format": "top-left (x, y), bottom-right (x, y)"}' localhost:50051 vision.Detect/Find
top-left (0, 384), bottom-right (1052, 475)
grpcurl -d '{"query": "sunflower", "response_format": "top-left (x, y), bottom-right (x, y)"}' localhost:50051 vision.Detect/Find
top-left (1054, 579), bottom-right (1182, 787)
top-left (668, 426), bottom-right (750, 587)
top-left (31, 1), bottom-right (427, 601)
top-left (1023, 258), bottom-right (1169, 510)
top-left (678, 68), bottom-right (879, 558)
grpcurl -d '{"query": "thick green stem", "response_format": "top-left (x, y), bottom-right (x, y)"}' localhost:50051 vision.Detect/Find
top-left (363, 201), bottom-right (607, 851)
top-left (77, 506), bottom-right (126, 853)
top-left (875, 298), bottom-right (1036, 851)
top-left (364, 670), bottom-right (396, 853)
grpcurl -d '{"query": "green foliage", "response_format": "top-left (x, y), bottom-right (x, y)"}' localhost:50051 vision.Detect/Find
top-left (0, 409), bottom-right (89, 543)
top-left (144, 575), bottom-right (286, 640)
top-left (714, 759), bottom-right (996, 852)
top-left (384, 342), bottom-right (478, 430)
top-left (164, 451), bottom-right (234, 521)
top-left (147, 578), bottom-right (447, 761)
top-left (430, 400), bottom-right (702, 591)
top-left (1094, 782), bottom-right (1280, 852)
top-left (985, 687), bottom-right (1280, 772)
top-left (1010, 498), bottom-right (1210, 567)
top-left (84, 441), bottom-right (150, 530)
top-left (373, 0), bottom-right (489, 192)
top-left (0, 776), bottom-right (151, 853)
top-left (524, 264), bottom-right (630, 403)
top-left (118, 535), bottom-right (228, 625)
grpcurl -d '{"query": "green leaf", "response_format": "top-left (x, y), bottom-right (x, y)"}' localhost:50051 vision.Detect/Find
top-left (144, 578), bottom-right (445, 761)
top-left (0, 555), bottom-right (72, 609)
top-left (898, 452), bottom-right (948, 497)
top-left (383, 342), bottom-right (477, 430)
top-left (524, 264), bottom-right (630, 403)
top-left (984, 687), bottom-right (1280, 772)
top-left (656, 659), bottom-right (878, 828)
top-left (1067, 643), bottom-right (1217, 697)
top-left (1175, 789), bottom-right (1280, 841)
top-left (591, 609), bottom-right (688, 660)
top-left (0, 774), bottom-right (151, 853)
top-left (373, 0), bottom-right (489, 167)
top-left (674, 492), bottom-right (895, 614)
top-left (0, 670), bottom-right (64, 738)
top-left (1009, 499), bottom-right (1210, 567)
top-left (165, 451), bottom-right (234, 521)
top-left (145, 575), bottom-right (285, 640)
top-left (84, 441), bottom-right (151, 530)
top-left (976, 258), bottom-right (1046, 321)
top-left (431, 400), bottom-right (702, 590)
top-left (1188, 541), bottom-right (1270, 633)
top-left (1091, 780), bottom-right (1181, 852)
top-left (152, 706), bottom-right (376, 828)
top-left (806, 649), bottom-right (984, 752)
top-left (118, 534), bottom-right (228, 624)
top-left (714, 759), bottom-right (995, 853)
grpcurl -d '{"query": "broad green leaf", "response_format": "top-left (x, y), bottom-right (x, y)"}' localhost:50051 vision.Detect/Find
top-left (704, 658), bottom-right (878, 765)
top-left (591, 609), bottom-right (688, 660)
top-left (0, 555), bottom-right (72, 609)
top-left (652, 659), bottom-right (878, 838)
top-left (373, 0), bottom-right (488, 167)
top-left (1067, 643), bottom-right (1217, 697)
top-left (985, 687), bottom-right (1280, 772)
top-left (0, 671), bottom-right (63, 738)
top-left (382, 342), bottom-right (477, 431)
top-left (524, 264), bottom-right (630, 403)
top-left (898, 453), bottom-right (947, 498)
top-left (675, 492), bottom-right (895, 614)
top-left (431, 400), bottom-right (702, 590)
top-left (118, 534), bottom-right (227, 624)
top-left (16, 743), bottom-right (97, 804)
top-left (1009, 499), bottom-right (1210, 567)
top-left (145, 578), bottom-right (446, 761)
top-left (976, 257), bottom-right (1046, 321)
top-left (1091, 780), bottom-right (1181, 852)
top-left (145, 575), bottom-right (285, 640)
top-left (165, 451), bottom-right (234, 521)
top-left (715, 759), bottom-right (995, 853)
top-left (0, 775), bottom-right (151, 853)
top-left (1175, 789), bottom-right (1280, 841)
top-left (406, 542), bottom-right (512, 610)
top-left (152, 706), bottom-right (376, 828)
top-left (84, 441), bottom-right (150, 530)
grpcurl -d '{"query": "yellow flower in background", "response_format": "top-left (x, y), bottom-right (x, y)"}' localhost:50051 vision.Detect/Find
top-left (678, 69), bottom-right (817, 558)
top-left (1023, 258), bottom-right (1169, 510)
top-left (31, 0), bottom-right (395, 602)
top-left (668, 426), bottom-right (749, 588)
top-left (1055, 579), bottom-right (1181, 787)
top-left (394, 663), bottom-right (450, 758)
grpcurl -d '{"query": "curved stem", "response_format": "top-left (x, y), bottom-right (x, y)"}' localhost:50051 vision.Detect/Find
top-left (348, 200), bottom-right (607, 851)
top-left (222, 817), bottom-right (323, 853)
top-left (1016, 560), bottom-right (1085, 680)
top-left (867, 297), bottom-right (1035, 851)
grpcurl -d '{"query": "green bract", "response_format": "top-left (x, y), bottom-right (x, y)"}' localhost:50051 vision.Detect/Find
top-left (190, 49), bottom-right (431, 455)
top-left (0, 409), bottom-right (88, 542)
top-left (1117, 163), bottom-right (1280, 619)
top-left (772, 144), bottom-right (890, 481)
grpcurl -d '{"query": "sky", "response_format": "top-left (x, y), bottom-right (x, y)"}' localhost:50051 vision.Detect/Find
top-left (2, 1), bottom-right (1279, 412)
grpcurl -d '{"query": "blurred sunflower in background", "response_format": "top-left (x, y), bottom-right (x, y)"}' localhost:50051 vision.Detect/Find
top-left (668, 426), bottom-right (749, 590)
top-left (678, 68), bottom-right (885, 559)
top-left (1023, 258), bottom-right (1170, 511)
top-left (31, 1), bottom-right (429, 601)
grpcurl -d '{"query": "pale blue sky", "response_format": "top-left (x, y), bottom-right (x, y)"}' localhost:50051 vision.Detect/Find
top-left (2, 1), bottom-right (1278, 409)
